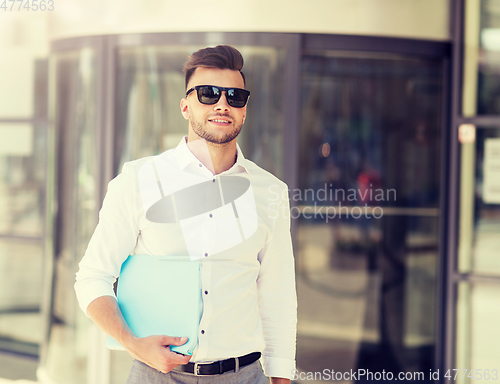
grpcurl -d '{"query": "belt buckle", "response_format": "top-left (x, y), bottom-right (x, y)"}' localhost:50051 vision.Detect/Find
top-left (193, 361), bottom-right (224, 376)
top-left (194, 362), bottom-right (201, 376)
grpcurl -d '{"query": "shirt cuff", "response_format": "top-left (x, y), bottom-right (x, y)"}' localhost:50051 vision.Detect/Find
top-left (261, 355), bottom-right (296, 379)
top-left (75, 278), bottom-right (116, 316)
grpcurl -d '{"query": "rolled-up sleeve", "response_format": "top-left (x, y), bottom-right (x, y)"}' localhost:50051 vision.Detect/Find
top-left (74, 163), bottom-right (140, 315)
top-left (257, 186), bottom-right (297, 379)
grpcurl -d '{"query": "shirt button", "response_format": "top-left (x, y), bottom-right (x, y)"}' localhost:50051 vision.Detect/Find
top-left (201, 330), bottom-right (205, 334)
top-left (199, 164), bottom-right (202, 167)
top-left (212, 178), bottom-right (216, 183)
top-left (209, 214), bottom-right (213, 218)
top-left (204, 290), bottom-right (208, 295)
top-left (204, 253), bottom-right (208, 257)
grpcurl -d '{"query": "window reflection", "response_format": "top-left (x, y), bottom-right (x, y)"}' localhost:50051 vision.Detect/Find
top-left (476, 0), bottom-right (500, 114)
top-left (0, 123), bottom-right (45, 238)
top-left (44, 49), bottom-right (98, 384)
top-left (469, 127), bottom-right (500, 275)
top-left (297, 52), bottom-right (444, 379)
top-left (0, 124), bottom-right (46, 356)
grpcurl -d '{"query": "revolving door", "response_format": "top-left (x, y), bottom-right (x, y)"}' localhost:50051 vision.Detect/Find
top-left (43, 33), bottom-right (450, 384)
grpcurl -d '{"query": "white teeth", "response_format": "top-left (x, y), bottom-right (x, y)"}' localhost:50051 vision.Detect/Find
top-left (211, 119), bottom-right (229, 123)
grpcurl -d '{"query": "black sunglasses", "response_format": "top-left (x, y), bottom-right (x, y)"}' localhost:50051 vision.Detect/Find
top-left (186, 85), bottom-right (250, 108)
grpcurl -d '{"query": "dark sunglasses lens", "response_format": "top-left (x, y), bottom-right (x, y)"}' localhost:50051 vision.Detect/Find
top-left (227, 89), bottom-right (249, 107)
top-left (198, 86), bottom-right (220, 105)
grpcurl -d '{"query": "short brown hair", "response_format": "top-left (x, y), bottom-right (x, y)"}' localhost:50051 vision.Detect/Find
top-left (183, 45), bottom-right (246, 89)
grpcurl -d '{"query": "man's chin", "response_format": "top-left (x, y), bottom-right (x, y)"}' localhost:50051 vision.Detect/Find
top-left (204, 135), bottom-right (237, 145)
top-left (193, 126), bottom-right (241, 145)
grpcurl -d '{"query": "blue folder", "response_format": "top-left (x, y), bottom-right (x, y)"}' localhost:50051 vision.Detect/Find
top-left (106, 255), bottom-right (201, 355)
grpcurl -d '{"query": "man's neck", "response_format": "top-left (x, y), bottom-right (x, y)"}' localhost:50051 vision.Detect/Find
top-left (186, 135), bottom-right (237, 175)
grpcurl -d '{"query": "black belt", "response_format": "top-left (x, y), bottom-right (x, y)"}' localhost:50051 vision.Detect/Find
top-left (175, 352), bottom-right (261, 376)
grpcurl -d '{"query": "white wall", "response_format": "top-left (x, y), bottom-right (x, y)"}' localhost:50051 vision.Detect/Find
top-left (0, 0), bottom-right (450, 119)
top-left (0, 12), bottom-right (48, 119)
top-left (0, 0), bottom-right (450, 118)
top-left (45, 0), bottom-right (450, 41)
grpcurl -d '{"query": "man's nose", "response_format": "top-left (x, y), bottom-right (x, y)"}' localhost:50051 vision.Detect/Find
top-left (214, 92), bottom-right (230, 111)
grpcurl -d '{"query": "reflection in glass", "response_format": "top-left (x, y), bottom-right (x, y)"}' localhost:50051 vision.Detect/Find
top-left (462, 127), bottom-right (500, 275)
top-left (43, 49), bottom-right (98, 384)
top-left (297, 52), bottom-right (444, 379)
top-left (476, 0), bottom-right (500, 114)
top-left (0, 123), bottom-right (46, 238)
top-left (0, 120), bottom-right (46, 357)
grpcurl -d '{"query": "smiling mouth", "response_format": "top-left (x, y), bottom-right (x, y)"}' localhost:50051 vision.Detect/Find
top-left (208, 118), bottom-right (232, 124)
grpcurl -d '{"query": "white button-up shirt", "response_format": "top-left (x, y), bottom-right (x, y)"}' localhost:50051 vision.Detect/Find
top-left (75, 137), bottom-right (297, 379)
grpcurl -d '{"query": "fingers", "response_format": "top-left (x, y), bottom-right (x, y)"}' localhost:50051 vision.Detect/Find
top-left (127, 335), bottom-right (192, 373)
top-left (159, 335), bottom-right (188, 346)
top-left (165, 347), bottom-right (192, 364)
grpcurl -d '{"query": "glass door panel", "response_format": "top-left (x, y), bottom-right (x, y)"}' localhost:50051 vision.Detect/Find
top-left (475, 0), bottom-right (500, 115)
top-left (0, 122), bottom-right (46, 357)
top-left (460, 127), bottom-right (500, 275)
top-left (114, 45), bottom-right (286, 178)
top-left (43, 48), bottom-right (99, 384)
top-left (296, 52), bottom-right (444, 379)
top-left (456, 126), bottom-right (500, 383)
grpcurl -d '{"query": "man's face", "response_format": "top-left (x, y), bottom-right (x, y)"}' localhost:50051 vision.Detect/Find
top-left (181, 67), bottom-right (247, 145)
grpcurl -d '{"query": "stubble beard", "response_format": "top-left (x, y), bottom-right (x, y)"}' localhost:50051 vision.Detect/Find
top-left (190, 117), bottom-right (243, 145)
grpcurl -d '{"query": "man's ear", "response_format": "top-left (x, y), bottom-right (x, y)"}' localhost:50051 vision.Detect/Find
top-left (180, 98), bottom-right (189, 120)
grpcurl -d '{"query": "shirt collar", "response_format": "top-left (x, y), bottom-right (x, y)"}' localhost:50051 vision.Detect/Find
top-left (174, 136), bottom-right (250, 174)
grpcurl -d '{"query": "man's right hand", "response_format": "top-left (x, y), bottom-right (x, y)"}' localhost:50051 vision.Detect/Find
top-left (86, 296), bottom-right (192, 374)
top-left (125, 335), bottom-right (192, 373)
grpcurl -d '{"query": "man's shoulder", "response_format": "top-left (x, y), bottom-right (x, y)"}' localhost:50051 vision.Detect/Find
top-left (120, 148), bottom-right (176, 174)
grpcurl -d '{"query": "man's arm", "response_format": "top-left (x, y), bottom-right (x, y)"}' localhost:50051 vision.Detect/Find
top-left (87, 295), bottom-right (191, 373)
top-left (76, 164), bottom-right (190, 373)
top-left (258, 183), bottom-right (298, 381)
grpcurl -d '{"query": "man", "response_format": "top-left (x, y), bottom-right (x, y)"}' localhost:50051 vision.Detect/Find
top-left (75, 45), bottom-right (297, 384)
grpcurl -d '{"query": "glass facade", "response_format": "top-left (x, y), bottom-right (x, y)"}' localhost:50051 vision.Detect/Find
top-left (477, 0), bottom-right (500, 114)
top-left (1, 1), bottom-right (500, 382)
top-left (456, 125), bottom-right (500, 376)
top-left (42, 48), bottom-right (99, 383)
top-left (0, 59), bottom-right (47, 364)
top-left (464, 127), bottom-right (500, 275)
top-left (456, 0), bottom-right (500, 377)
top-left (296, 52), bottom-right (444, 378)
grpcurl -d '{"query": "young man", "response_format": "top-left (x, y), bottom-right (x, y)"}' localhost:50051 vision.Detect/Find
top-left (75, 45), bottom-right (297, 383)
